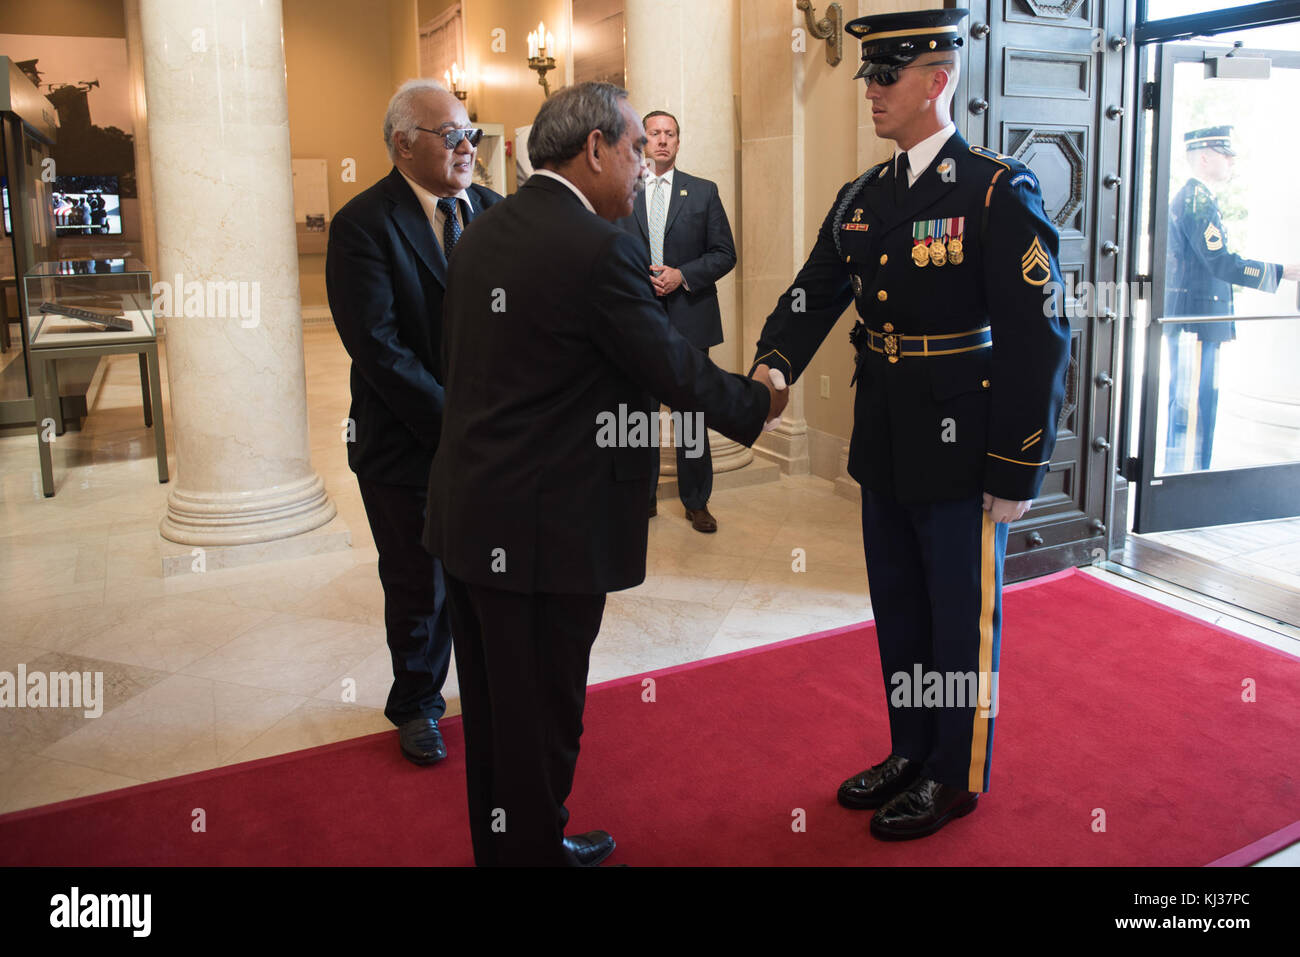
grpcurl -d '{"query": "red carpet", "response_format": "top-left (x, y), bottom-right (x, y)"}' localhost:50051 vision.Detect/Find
top-left (2, 569), bottom-right (1298, 866)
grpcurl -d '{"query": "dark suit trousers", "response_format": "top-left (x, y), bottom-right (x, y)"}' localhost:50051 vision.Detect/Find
top-left (648, 345), bottom-right (714, 511)
top-left (443, 572), bottom-right (606, 866)
top-left (357, 479), bottom-right (453, 726)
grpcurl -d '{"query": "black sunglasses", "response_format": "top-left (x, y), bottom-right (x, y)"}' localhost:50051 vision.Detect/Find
top-left (414, 126), bottom-right (484, 149)
top-left (862, 62), bottom-right (941, 87)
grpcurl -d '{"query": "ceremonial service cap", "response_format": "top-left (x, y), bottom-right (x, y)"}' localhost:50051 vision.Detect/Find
top-left (1184, 125), bottom-right (1235, 156)
top-left (844, 8), bottom-right (969, 80)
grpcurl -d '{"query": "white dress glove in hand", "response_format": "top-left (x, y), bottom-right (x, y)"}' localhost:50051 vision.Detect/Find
top-left (762, 368), bottom-right (788, 432)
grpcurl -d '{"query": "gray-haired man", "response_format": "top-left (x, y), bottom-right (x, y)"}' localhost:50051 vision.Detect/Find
top-left (327, 79), bottom-right (502, 767)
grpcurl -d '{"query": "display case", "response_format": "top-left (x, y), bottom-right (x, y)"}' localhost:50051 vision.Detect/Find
top-left (24, 257), bottom-right (155, 349)
top-left (24, 256), bottom-right (166, 497)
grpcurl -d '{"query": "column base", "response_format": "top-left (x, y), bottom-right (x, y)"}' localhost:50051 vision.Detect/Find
top-left (160, 472), bottom-right (337, 546)
top-left (660, 428), bottom-right (754, 475)
top-left (753, 418), bottom-right (811, 475)
top-left (159, 514), bottom-right (352, 577)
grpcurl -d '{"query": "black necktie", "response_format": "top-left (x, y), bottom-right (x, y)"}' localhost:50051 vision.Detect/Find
top-left (895, 152), bottom-right (910, 203)
top-left (438, 197), bottom-right (462, 255)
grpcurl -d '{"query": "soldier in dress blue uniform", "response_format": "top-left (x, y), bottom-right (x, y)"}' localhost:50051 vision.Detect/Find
top-left (749, 8), bottom-right (1072, 840)
top-left (1163, 126), bottom-right (1298, 471)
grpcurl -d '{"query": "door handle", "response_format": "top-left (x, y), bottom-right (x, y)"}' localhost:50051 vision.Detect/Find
top-left (969, 97), bottom-right (989, 115)
top-left (1102, 241), bottom-right (1119, 256)
top-left (1104, 173), bottom-right (1122, 189)
top-left (1106, 104), bottom-right (1124, 120)
top-left (971, 22), bottom-right (990, 40)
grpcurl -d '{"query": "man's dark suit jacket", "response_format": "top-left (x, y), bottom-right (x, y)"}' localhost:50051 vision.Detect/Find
top-left (617, 169), bottom-right (736, 349)
top-left (423, 174), bottom-right (769, 595)
top-left (327, 168), bottom-right (503, 487)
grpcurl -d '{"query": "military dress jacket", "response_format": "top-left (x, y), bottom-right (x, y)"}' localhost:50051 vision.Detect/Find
top-left (1164, 176), bottom-right (1282, 343)
top-left (751, 130), bottom-right (1071, 504)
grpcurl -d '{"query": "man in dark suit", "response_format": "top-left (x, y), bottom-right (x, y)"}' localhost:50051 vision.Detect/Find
top-left (327, 79), bottom-right (502, 767)
top-left (1163, 126), bottom-right (1297, 471)
top-left (424, 81), bottom-right (787, 866)
top-left (751, 9), bottom-right (1071, 840)
top-left (617, 111), bottom-right (737, 532)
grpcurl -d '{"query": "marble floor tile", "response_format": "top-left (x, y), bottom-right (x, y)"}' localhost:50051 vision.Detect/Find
top-left (0, 752), bottom-right (144, 815)
top-left (178, 613), bottom-right (384, 698)
top-left (0, 651), bottom-right (170, 757)
top-left (40, 674), bottom-right (306, 782)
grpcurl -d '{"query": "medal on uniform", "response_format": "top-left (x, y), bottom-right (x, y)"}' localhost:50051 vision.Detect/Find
top-left (929, 219), bottom-right (947, 267)
top-left (851, 274), bottom-right (863, 297)
top-left (947, 217), bottom-right (965, 265)
top-left (911, 220), bottom-right (929, 267)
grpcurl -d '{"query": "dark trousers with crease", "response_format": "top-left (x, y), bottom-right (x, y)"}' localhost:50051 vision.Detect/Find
top-left (648, 347), bottom-right (713, 511)
top-left (861, 489), bottom-right (1007, 793)
top-left (357, 479), bottom-right (453, 726)
top-left (443, 572), bottom-right (606, 866)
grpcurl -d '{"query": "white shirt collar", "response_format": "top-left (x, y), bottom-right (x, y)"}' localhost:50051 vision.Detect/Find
top-left (644, 166), bottom-right (674, 214)
top-left (894, 124), bottom-right (955, 186)
top-left (529, 168), bottom-right (596, 214)
top-left (397, 169), bottom-right (469, 226)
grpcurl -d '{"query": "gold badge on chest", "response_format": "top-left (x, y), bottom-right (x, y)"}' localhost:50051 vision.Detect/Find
top-left (911, 217), bottom-right (965, 268)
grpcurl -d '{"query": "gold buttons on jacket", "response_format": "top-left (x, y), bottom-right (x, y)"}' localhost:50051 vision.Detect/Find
top-left (880, 254), bottom-right (888, 265)
top-left (877, 290), bottom-right (888, 302)
top-left (883, 322), bottom-right (894, 332)
top-left (982, 379), bottom-right (990, 388)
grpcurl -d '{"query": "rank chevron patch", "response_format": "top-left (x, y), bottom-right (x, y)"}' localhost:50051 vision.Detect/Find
top-left (1021, 236), bottom-right (1052, 286)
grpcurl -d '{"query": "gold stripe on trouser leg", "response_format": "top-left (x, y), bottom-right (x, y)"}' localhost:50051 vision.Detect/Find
top-left (968, 511), bottom-right (996, 792)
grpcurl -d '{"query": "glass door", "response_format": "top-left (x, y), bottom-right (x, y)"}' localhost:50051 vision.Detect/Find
top-left (1133, 21), bottom-right (1300, 533)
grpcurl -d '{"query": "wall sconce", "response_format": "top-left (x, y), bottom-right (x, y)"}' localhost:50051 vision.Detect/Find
top-left (797, 1), bottom-right (843, 67)
top-left (444, 62), bottom-right (476, 119)
top-left (527, 21), bottom-right (557, 98)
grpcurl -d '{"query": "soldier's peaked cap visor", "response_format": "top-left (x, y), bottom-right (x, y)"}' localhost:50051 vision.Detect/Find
top-left (1185, 125), bottom-right (1236, 156)
top-left (846, 9), bottom-right (969, 80)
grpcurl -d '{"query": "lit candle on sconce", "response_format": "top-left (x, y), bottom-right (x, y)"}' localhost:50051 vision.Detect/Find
top-left (527, 20), bottom-right (557, 97)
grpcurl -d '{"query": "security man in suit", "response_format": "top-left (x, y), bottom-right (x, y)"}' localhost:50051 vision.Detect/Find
top-left (425, 82), bottom-right (786, 866)
top-left (750, 9), bottom-right (1071, 840)
top-left (1163, 126), bottom-right (1298, 471)
top-left (327, 79), bottom-right (502, 767)
top-left (617, 111), bottom-right (738, 532)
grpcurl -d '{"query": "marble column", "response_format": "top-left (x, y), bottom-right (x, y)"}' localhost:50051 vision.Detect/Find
top-left (739, 0), bottom-right (810, 474)
top-left (626, 0), bottom-right (753, 474)
top-left (141, 0), bottom-right (336, 545)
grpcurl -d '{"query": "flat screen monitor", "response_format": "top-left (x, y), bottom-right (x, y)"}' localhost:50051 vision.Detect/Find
top-left (52, 175), bottom-right (122, 236)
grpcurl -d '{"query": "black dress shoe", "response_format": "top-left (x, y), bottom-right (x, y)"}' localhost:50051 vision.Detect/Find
top-left (397, 718), bottom-right (446, 765)
top-left (563, 830), bottom-right (616, 867)
top-left (837, 754), bottom-right (921, 809)
top-left (869, 777), bottom-right (978, 840)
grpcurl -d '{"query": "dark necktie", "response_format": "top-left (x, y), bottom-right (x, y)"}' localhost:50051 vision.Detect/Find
top-left (438, 196), bottom-right (462, 255)
top-left (895, 152), bottom-right (910, 203)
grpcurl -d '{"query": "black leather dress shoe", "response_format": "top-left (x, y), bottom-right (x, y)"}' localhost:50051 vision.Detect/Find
top-left (398, 718), bottom-right (446, 765)
top-left (837, 754), bottom-right (921, 809)
top-left (869, 777), bottom-right (978, 840)
top-left (563, 830), bottom-right (616, 867)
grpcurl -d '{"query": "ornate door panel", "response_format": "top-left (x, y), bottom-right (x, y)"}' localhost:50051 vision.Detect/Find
top-left (959, 0), bottom-right (1133, 580)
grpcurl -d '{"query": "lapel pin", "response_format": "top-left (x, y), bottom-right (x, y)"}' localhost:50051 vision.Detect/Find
top-left (680, 189), bottom-right (688, 196)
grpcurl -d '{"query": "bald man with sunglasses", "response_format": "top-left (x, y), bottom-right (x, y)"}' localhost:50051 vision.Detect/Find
top-left (751, 9), bottom-right (1071, 841)
top-left (328, 79), bottom-right (502, 768)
